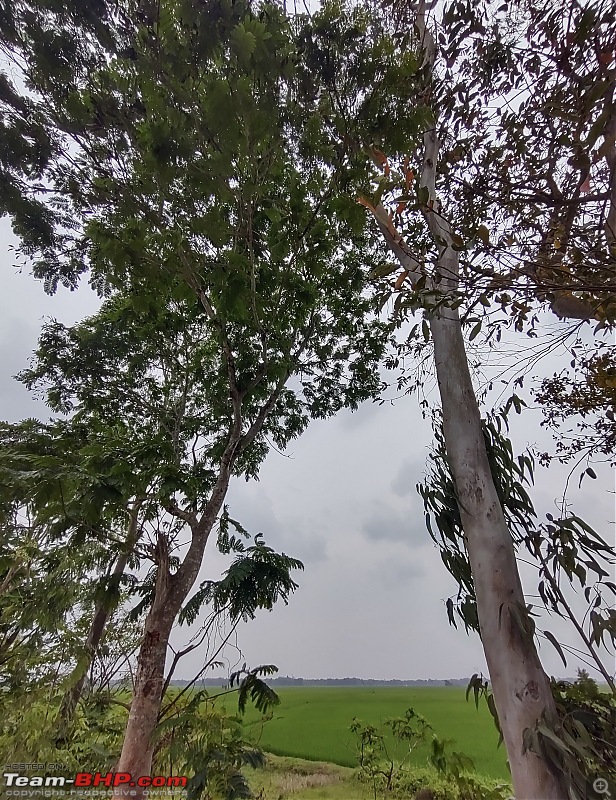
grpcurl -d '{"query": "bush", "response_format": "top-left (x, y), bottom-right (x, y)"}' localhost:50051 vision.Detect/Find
top-left (350, 708), bottom-right (512, 800)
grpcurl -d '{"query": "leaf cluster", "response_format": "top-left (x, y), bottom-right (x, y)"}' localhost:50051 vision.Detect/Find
top-left (180, 534), bottom-right (303, 626)
top-left (524, 670), bottom-right (616, 800)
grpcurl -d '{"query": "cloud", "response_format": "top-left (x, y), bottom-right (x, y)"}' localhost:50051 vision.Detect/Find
top-left (391, 457), bottom-right (426, 497)
top-left (338, 397), bottom-right (384, 430)
top-left (0, 317), bottom-right (49, 423)
top-left (371, 555), bottom-right (425, 589)
top-left (361, 500), bottom-right (428, 548)
top-left (225, 481), bottom-right (329, 566)
top-left (0, 221), bottom-right (101, 423)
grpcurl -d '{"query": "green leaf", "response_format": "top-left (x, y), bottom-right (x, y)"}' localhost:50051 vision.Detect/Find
top-left (265, 207), bottom-right (283, 224)
top-left (369, 262), bottom-right (400, 279)
top-left (469, 321), bottom-right (482, 341)
top-left (543, 629), bottom-right (567, 667)
top-left (231, 23), bottom-right (257, 61)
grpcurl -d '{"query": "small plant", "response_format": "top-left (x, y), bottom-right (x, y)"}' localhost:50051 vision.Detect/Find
top-left (350, 708), bottom-right (433, 798)
top-left (429, 733), bottom-right (511, 800)
top-left (350, 708), bottom-right (512, 800)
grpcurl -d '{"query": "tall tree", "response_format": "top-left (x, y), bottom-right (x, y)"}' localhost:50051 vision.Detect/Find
top-left (296, 0), bottom-right (614, 796)
top-left (0, 0), bottom-right (392, 789)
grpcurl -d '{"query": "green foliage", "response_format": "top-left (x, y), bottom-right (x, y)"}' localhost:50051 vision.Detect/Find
top-left (523, 671), bottom-right (616, 800)
top-left (0, 422), bottom-right (128, 689)
top-left (350, 706), bottom-right (511, 800)
top-left (418, 408), bottom-right (616, 670)
top-left (230, 665), bottom-right (281, 715)
top-left (0, 0), bottom-right (393, 564)
top-left (351, 708), bottom-right (434, 795)
top-left (0, 680), bottom-right (271, 800)
top-left (0, 668), bottom-right (127, 770)
top-left (534, 344), bottom-right (616, 464)
top-left (185, 535), bottom-right (304, 625)
top-left (372, 765), bottom-right (509, 800)
top-left (0, 371), bottom-right (303, 785)
top-left (417, 410), bottom-right (539, 634)
top-left (296, 1), bottom-right (424, 156)
top-left (155, 690), bottom-right (268, 800)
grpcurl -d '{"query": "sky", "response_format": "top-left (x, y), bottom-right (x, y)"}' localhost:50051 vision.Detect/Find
top-left (0, 217), bottom-right (614, 683)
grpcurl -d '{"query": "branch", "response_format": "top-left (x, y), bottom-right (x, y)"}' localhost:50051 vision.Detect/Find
top-left (106, 697), bottom-right (132, 712)
top-left (358, 197), bottom-right (426, 286)
top-left (161, 607), bottom-right (226, 697)
top-left (0, 563), bottom-right (22, 598)
top-left (239, 371), bottom-right (289, 453)
top-left (601, 87), bottom-right (616, 252)
top-left (169, 417), bottom-right (243, 605)
top-left (161, 498), bottom-right (198, 527)
top-left (535, 547), bottom-right (616, 694)
top-left (159, 616), bottom-right (240, 719)
top-left (178, 248), bottom-right (243, 417)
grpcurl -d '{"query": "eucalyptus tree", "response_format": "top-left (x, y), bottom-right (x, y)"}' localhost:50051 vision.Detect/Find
top-left (295, 0), bottom-right (615, 797)
top-left (0, 0), bottom-right (394, 789)
top-left (419, 413), bottom-right (616, 797)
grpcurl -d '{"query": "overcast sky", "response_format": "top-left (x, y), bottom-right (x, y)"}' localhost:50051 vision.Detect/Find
top-left (1, 217), bottom-right (614, 683)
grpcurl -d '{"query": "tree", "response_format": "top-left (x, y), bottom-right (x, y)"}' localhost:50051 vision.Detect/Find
top-left (0, 312), bottom-right (307, 792)
top-left (0, 419), bottom-right (124, 694)
top-left (296, 0), bottom-right (614, 796)
top-left (0, 0), bottom-right (392, 790)
top-left (419, 412), bottom-right (616, 795)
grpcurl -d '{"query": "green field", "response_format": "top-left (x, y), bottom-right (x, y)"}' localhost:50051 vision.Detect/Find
top-left (242, 687), bottom-right (509, 780)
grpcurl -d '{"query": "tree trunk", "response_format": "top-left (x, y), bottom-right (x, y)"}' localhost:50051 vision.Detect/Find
top-left (56, 552), bottom-right (132, 735)
top-left (371, 204), bottom-right (568, 797)
top-left (56, 500), bottom-right (144, 743)
top-left (113, 603), bottom-right (176, 793)
top-left (429, 307), bottom-right (567, 800)
top-left (113, 445), bottom-right (240, 799)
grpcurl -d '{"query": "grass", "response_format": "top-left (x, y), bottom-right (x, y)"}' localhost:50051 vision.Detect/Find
top-left (241, 687), bottom-right (509, 780)
top-left (249, 754), bottom-right (364, 800)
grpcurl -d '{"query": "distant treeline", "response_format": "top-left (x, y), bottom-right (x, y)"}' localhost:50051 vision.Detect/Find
top-left (170, 676), bottom-right (475, 687)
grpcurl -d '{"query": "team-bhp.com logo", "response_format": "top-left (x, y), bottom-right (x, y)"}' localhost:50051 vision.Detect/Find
top-left (4, 772), bottom-right (187, 790)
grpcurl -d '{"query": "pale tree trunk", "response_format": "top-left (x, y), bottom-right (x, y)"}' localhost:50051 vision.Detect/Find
top-left (430, 309), bottom-right (566, 799)
top-left (371, 224), bottom-right (567, 795)
top-left (372, 209), bottom-right (568, 799)
top-left (370, 202), bottom-right (567, 798)
top-left (362, 6), bottom-right (567, 793)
